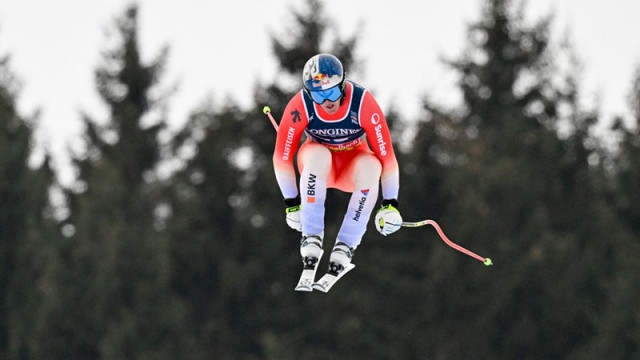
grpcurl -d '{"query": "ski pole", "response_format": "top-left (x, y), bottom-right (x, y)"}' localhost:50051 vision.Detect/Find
top-left (400, 219), bottom-right (493, 266)
top-left (263, 106), bottom-right (279, 131)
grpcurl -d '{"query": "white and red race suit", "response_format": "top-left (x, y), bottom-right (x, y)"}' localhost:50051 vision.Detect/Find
top-left (273, 81), bottom-right (399, 248)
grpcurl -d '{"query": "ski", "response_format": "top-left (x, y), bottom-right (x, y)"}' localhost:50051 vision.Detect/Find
top-left (312, 263), bottom-right (355, 293)
top-left (295, 250), bottom-right (324, 291)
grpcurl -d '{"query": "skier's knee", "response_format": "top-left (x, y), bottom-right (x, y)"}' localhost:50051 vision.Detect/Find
top-left (303, 143), bottom-right (332, 168)
top-left (356, 155), bottom-right (381, 179)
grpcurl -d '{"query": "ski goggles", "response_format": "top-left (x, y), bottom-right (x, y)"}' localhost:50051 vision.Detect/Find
top-left (308, 86), bottom-right (343, 104)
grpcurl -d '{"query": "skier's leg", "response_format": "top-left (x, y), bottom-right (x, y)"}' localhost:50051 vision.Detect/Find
top-left (331, 152), bottom-right (381, 267)
top-left (297, 142), bottom-right (332, 240)
top-left (295, 143), bottom-right (332, 291)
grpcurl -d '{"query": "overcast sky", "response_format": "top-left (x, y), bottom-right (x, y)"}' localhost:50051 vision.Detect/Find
top-left (1, 0), bottom-right (640, 184)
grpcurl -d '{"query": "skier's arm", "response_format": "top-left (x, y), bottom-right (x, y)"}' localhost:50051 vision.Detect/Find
top-left (360, 91), bottom-right (400, 201)
top-left (273, 92), bottom-right (308, 200)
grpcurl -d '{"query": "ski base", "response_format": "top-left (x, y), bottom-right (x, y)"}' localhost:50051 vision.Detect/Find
top-left (295, 250), bottom-right (324, 291)
top-left (312, 263), bottom-right (356, 293)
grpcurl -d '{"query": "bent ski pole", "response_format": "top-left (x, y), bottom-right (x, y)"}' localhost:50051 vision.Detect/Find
top-left (263, 106), bottom-right (279, 131)
top-left (400, 219), bottom-right (493, 266)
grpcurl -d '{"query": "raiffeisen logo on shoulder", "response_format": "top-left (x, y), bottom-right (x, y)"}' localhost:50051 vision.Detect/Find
top-left (371, 113), bottom-right (387, 156)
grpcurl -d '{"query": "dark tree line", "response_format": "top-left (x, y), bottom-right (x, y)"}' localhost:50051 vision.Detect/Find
top-left (0, 0), bottom-right (638, 358)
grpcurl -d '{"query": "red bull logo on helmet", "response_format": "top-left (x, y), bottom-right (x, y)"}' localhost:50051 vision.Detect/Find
top-left (312, 73), bottom-right (331, 87)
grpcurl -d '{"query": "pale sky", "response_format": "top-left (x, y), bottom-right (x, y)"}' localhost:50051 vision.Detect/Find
top-left (1, 0), bottom-right (640, 185)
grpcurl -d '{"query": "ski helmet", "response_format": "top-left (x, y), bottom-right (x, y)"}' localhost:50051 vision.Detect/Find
top-left (302, 54), bottom-right (346, 104)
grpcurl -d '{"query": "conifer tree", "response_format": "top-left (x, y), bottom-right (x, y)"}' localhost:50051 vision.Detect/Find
top-left (587, 67), bottom-right (640, 359)
top-left (612, 67), bottom-right (640, 234)
top-left (403, 0), bottom-right (621, 357)
top-left (162, 0), bottom-right (364, 357)
top-left (32, 5), bottom-right (190, 358)
top-left (0, 49), bottom-right (59, 358)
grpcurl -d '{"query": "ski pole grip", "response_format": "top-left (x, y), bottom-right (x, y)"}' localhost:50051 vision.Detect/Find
top-left (263, 105), bottom-right (279, 131)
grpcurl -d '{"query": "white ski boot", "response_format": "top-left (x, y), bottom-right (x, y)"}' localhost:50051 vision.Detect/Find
top-left (312, 241), bottom-right (356, 293)
top-left (295, 233), bottom-right (324, 291)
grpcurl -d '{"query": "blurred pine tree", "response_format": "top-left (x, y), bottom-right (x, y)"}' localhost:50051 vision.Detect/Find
top-left (0, 48), bottom-right (59, 359)
top-left (402, 0), bottom-right (630, 358)
top-left (31, 5), bottom-right (191, 359)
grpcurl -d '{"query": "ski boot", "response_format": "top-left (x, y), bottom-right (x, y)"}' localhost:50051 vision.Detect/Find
top-left (295, 233), bottom-right (324, 291)
top-left (312, 241), bottom-right (356, 293)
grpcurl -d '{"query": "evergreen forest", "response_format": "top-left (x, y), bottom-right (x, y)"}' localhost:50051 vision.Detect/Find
top-left (1, 0), bottom-right (639, 358)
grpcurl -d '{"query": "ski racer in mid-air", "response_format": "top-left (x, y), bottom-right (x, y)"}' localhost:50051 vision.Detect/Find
top-left (272, 53), bottom-right (403, 291)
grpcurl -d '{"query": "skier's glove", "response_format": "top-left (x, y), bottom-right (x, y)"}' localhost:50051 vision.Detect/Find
top-left (375, 199), bottom-right (402, 236)
top-left (284, 196), bottom-right (302, 232)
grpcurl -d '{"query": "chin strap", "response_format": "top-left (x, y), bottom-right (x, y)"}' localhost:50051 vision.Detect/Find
top-left (338, 77), bottom-right (347, 106)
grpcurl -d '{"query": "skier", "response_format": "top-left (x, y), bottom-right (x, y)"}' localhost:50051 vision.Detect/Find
top-left (273, 53), bottom-right (402, 290)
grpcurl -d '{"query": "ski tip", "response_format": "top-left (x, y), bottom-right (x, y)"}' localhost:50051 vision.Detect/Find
top-left (311, 284), bottom-right (328, 293)
top-left (295, 285), bottom-right (313, 292)
top-left (311, 263), bottom-right (356, 293)
top-left (484, 258), bottom-right (493, 266)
